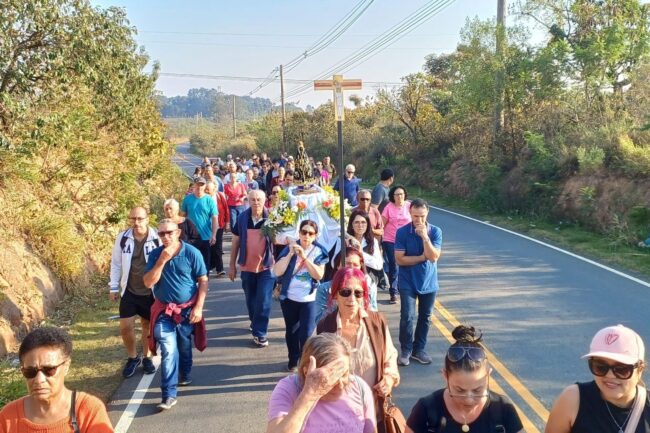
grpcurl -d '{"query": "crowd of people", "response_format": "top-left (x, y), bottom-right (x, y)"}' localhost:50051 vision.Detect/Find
top-left (2, 150), bottom-right (650, 433)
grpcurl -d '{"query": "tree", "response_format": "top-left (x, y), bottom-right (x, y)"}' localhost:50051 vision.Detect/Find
top-left (518, 0), bottom-right (650, 98)
top-left (378, 73), bottom-right (439, 147)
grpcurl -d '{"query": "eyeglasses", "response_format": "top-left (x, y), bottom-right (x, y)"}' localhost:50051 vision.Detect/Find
top-left (359, 198), bottom-right (370, 201)
top-left (21, 360), bottom-right (67, 379)
top-left (300, 229), bottom-right (316, 236)
top-left (588, 358), bottom-right (640, 380)
top-left (128, 216), bottom-right (147, 221)
top-left (158, 230), bottom-right (177, 237)
top-left (353, 220), bottom-right (368, 225)
top-left (271, 190), bottom-right (281, 195)
top-left (338, 288), bottom-right (364, 298)
top-left (347, 171), bottom-right (355, 174)
top-left (447, 384), bottom-right (489, 400)
top-left (447, 346), bottom-right (487, 363)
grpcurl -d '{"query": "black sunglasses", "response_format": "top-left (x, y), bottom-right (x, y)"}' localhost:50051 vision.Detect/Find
top-left (588, 358), bottom-right (640, 380)
top-left (158, 230), bottom-right (177, 237)
top-left (447, 346), bottom-right (487, 363)
top-left (338, 288), bottom-right (364, 298)
top-left (300, 229), bottom-right (316, 236)
top-left (21, 360), bottom-right (67, 379)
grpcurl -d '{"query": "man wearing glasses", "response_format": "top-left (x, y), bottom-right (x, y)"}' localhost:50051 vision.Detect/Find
top-left (333, 163), bottom-right (360, 206)
top-left (109, 207), bottom-right (160, 378)
top-left (181, 177), bottom-right (218, 271)
top-left (144, 219), bottom-right (208, 411)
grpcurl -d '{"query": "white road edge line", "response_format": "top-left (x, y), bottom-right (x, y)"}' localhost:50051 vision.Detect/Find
top-left (429, 205), bottom-right (650, 289)
top-left (114, 356), bottom-right (161, 433)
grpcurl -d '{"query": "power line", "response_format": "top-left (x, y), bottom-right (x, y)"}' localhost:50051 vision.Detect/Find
top-left (140, 30), bottom-right (458, 38)
top-left (247, 0), bottom-right (374, 96)
top-left (279, 0), bottom-right (456, 102)
top-left (158, 72), bottom-right (401, 86)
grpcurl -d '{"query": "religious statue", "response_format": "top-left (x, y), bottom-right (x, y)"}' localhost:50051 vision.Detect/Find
top-left (293, 140), bottom-right (314, 185)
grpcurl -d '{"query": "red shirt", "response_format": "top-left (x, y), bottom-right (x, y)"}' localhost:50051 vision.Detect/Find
top-left (224, 182), bottom-right (247, 207)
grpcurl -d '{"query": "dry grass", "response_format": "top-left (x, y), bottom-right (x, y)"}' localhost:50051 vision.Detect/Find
top-left (0, 280), bottom-right (140, 406)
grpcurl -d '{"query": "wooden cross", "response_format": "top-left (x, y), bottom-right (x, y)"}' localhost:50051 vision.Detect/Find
top-left (314, 75), bottom-right (362, 121)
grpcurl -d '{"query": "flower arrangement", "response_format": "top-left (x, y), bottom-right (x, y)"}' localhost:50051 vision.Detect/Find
top-left (262, 189), bottom-right (307, 238)
top-left (319, 185), bottom-right (352, 223)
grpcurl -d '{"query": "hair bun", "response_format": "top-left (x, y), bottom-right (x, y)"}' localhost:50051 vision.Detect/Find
top-left (451, 325), bottom-right (483, 344)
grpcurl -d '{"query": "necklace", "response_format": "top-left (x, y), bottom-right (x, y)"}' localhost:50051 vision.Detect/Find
top-left (604, 395), bottom-right (635, 433)
top-left (461, 415), bottom-right (470, 432)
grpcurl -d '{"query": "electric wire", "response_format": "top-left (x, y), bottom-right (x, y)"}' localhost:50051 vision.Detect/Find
top-left (247, 0), bottom-right (374, 96)
top-left (277, 0), bottom-right (455, 102)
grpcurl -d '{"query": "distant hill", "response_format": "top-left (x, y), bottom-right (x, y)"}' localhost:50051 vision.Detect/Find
top-left (158, 87), bottom-right (302, 121)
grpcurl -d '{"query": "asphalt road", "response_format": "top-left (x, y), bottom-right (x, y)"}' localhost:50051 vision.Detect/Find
top-left (107, 144), bottom-right (650, 432)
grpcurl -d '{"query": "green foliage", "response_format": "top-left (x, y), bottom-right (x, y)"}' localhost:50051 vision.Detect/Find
top-left (159, 87), bottom-right (301, 121)
top-left (612, 134), bottom-right (650, 176)
top-left (0, 0), bottom-right (181, 291)
top-left (576, 146), bottom-right (605, 174)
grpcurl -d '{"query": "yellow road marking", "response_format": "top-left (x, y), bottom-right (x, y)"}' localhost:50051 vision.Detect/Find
top-left (432, 314), bottom-right (541, 433)
top-left (435, 300), bottom-right (550, 422)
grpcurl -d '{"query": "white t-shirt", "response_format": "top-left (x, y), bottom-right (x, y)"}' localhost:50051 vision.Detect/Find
top-left (287, 245), bottom-right (318, 302)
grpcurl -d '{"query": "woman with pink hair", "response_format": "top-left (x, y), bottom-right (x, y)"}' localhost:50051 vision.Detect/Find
top-left (316, 267), bottom-right (400, 433)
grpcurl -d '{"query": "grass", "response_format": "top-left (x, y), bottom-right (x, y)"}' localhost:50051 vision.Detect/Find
top-left (0, 278), bottom-right (146, 407)
top-left (401, 184), bottom-right (650, 279)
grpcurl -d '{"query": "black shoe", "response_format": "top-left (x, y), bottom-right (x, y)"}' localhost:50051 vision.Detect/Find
top-left (389, 295), bottom-right (398, 304)
top-left (157, 397), bottom-right (178, 411)
top-left (178, 376), bottom-right (193, 386)
top-left (142, 357), bottom-right (156, 374)
top-left (122, 356), bottom-right (142, 378)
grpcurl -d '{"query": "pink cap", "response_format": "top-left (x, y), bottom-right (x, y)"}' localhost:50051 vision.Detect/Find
top-left (582, 324), bottom-right (645, 365)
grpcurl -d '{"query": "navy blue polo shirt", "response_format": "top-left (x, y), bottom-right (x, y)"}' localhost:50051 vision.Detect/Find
top-left (145, 241), bottom-right (207, 303)
top-left (395, 223), bottom-right (442, 294)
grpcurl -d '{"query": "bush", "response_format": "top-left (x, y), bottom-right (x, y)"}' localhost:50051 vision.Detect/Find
top-left (613, 135), bottom-right (650, 177)
top-left (576, 146), bottom-right (605, 174)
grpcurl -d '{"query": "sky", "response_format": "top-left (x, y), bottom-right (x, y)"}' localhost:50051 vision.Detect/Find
top-left (91, 0), bottom-right (507, 108)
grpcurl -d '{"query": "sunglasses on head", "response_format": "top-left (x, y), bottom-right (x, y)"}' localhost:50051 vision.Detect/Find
top-left (300, 229), bottom-right (316, 236)
top-left (338, 288), bottom-right (364, 298)
top-left (447, 346), bottom-right (487, 363)
top-left (588, 358), bottom-right (640, 380)
top-left (21, 360), bottom-right (67, 379)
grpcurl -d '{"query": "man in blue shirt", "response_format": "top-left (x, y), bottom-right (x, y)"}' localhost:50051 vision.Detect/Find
top-left (394, 198), bottom-right (442, 366)
top-left (144, 219), bottom-right (208, 411)
top-left (333, 163), bottom-right (360, 206)
top-left (181, 177), bottom-right (218, 271)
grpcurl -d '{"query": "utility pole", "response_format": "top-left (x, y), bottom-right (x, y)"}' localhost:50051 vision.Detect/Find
top-left (232, 95), bottom-right (237, 138)
top-left (280, 65), bottom-right (287, 153)
top-left (493, 0), bottom-right (506, 148)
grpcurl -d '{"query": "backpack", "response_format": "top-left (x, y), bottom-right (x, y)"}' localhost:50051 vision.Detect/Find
top-left (419, 390), bottom-right (506, 433)
top-left (120, 231), bottom-right (160, 251)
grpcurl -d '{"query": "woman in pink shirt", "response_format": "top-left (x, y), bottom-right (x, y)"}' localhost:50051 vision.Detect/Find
top-left (266, 333), bottom-right (376, 433)
top-left (381, 185), bottom-right (411, 304)
top-left (224, 173), bottom-right (248, 229)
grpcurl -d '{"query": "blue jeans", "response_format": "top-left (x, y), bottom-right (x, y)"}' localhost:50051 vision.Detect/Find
top-left (382, 241), bottom-right (398, 296)
top-left (280, 299), bottom-right (318, 367)
top-left (154, 312), bottom-right (194, 399)
top-left (314, 281), bottom-right (332, 324)
top-left (240, 269), bottom-right (276, 338)
top-left (398, 289), bottom-right (436, 355)
top-left (229, 205), bottom-right (247, 229)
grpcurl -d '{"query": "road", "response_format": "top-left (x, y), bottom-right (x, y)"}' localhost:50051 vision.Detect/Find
top-left (107, 143), bottom-right (650, 432)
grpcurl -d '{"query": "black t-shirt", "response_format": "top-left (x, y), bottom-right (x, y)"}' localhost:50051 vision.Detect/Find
top-left (406, 389), bottom-right (523, 433)
top-left (573, 381), bottom-right (650, 433)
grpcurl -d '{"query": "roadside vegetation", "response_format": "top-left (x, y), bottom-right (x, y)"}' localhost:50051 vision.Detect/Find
top-left (172, 0), bottom-right (650, 277)
top-left (0, 0), bottom-right (186, 404)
